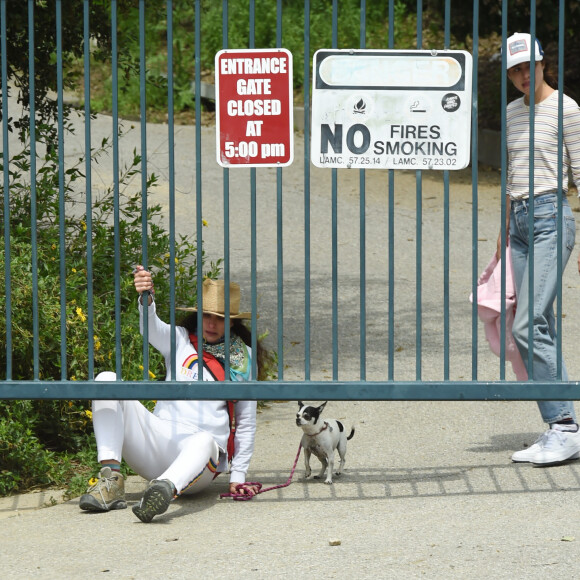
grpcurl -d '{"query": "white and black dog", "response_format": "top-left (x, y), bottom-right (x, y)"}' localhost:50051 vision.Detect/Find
top-left (296, 401), bottom-right (355, 484)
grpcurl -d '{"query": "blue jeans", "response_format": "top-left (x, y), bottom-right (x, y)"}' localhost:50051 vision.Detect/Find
top-left (510, 193), bottom-right (576, 425)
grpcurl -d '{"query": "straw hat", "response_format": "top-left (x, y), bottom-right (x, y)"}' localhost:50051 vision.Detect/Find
top-left (177, 279), bottom-right (251, 319)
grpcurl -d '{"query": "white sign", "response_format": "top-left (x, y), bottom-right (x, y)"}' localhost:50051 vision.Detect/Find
top-left (311, 49), bottom-right (473, 170)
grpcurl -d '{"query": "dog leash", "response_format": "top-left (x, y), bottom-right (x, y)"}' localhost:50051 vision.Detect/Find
top-left (219, 443), bottom-right (303, 501)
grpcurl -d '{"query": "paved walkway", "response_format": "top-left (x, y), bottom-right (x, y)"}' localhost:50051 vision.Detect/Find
top-left (2, 399), bottom-right (580, 578)
top-left (3, 117), bottom-right (580, 577)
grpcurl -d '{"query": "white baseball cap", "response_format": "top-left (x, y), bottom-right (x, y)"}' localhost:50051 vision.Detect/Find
top-left (505, 32), bottom-right (544, 69)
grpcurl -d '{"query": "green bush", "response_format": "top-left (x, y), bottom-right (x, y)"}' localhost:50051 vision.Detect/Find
top-left (83, 1), bottom-right (428, 117)
top-left (0, 122), bottom-right (221, 495)
top-left (0, 401), bottom-right (56, 496)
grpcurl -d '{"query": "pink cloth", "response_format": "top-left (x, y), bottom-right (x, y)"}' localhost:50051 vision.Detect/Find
top-left (470, 248), bottom-right (528, 380)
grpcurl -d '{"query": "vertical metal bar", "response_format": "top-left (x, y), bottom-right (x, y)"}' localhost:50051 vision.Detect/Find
top-left (331, 167), bottom-right (339, 381)
top-left (444, 0), bottom-right (450, 47)
top-left (249, 0), bottom-right (258, 380)
top-left (527, 6), bottom-right (537, 378)
top-left (415, 171), bottom-right (422, 380)
top-left (276, 0), bottom-right (284, 380)
top-left (111, 0), bottom-right (122, 378)
top-left (222, 0), bottom-right (231, 380)
top-left (28, 0), bottom-right (40, 380)
top-left (276, 0), bottom-right (283, 44)
top-left (443, 171), bottom-right (450, 380)
top-left (388, 168), bottom-right (395, 381)
top-left (332, 0), bottom-right (338, 47)
top-left (416, 0), bottom-right (423, 48)
top-left (499, 0), bottom-right (508, 381)
top-left (331, 0), bottom-right (338, 380)
top-left (304, 0), bottom-right (312, 381)
top-left (388, 0), bottom-right (395, 48)
top-left (359, 0), bottom-right (367, 381)
top-left (387, 0), bottom-right (395, 380)
top-left (56, 0), bottom-right (67, 380)
top-left (139, 0), bottom-right (150, 379)
top-left (556, 0), bottom-right (565, 379)
top-left (276, 182), bottom-right (284, 377)
top-left (443, 0), bottom-right (451, 379)
top-left (83, 0), bottom-right (95, 379)
top-left (1, 0), bottom-right (11, 380)
top-left (471, 0), bottom-right (480, 380)
top-left (249, 0), bottom-right (255, 48)
top-left (167, 0), bottom-right (177, 380)
top-left (194, 0), bottom-right (204, 377)
top-left (415, 0), bottom-right (423, 380)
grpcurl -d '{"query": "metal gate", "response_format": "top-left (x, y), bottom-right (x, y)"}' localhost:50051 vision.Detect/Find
top-left (1, 0), bottom-right (579, 403)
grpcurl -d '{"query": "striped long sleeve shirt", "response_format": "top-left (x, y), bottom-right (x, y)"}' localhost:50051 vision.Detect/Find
top-left (506, 91), bottom-right (580, 200)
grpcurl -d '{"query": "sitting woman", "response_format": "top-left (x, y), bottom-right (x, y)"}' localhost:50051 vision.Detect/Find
top-left (79, 268), bottom-right (262, 523)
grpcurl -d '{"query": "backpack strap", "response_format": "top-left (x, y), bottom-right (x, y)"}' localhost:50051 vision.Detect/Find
top-left (189, 334), bottom-right (236, 468)
top-left (225, 399), bottom-right (236, 463)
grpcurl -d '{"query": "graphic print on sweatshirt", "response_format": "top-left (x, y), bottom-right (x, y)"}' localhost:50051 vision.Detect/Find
top-left (181, 354), bottom-right (199, 379)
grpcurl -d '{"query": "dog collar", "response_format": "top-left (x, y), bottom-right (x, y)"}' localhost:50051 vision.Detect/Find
top-left (308, 421), bottom-right (329, 437)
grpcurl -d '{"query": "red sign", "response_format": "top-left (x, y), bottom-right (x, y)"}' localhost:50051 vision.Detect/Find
top-left (215, 48), bottom-right (293, 167)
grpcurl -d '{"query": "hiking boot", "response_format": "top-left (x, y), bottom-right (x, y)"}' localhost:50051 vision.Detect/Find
top-left (79, 466), bottom-right (126, 512)
top-left (132, 479), bottom-right (175, 523)
top-left (532, 424), bottom-right (580, 466)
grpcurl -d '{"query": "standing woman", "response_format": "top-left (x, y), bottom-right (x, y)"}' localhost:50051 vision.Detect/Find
top-left (79, 269), bottom-right (261, 522)
top-left (500, 33), bottom-right (580, 465)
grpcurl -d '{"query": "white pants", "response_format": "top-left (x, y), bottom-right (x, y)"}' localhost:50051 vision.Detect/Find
top-left (92, 374), bottom-right (220, 495)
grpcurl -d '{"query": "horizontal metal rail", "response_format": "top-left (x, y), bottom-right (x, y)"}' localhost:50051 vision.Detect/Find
top-left (1, 381), bottom-right (580, 401)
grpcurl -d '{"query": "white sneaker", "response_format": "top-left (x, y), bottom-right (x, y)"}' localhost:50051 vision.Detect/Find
top-left (511, 430), bottom-right (551, 463)
top-left (512, 427), bottom-right (580, 463)
top-left (532, 424), bottom-right (580, 466)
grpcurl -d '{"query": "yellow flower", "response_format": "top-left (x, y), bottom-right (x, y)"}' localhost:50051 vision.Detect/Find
top-left (76, 307), bottom-right (86, 322)
top-left (88, 477), bottom-right (98, 486)
top-left (71, 377), bottom-right (76, 381)
top-left (72, 268), bottom-right (77, 273)
top-left (108, 351), bottom-right (113, 360)
top-left (51, 244), bottom-right (56, 250)
top-left (94, 335), bottom-right (101, 351)
top-left (84, 410), bottom-right (93, 419)
top-left (138, 365), bottom-right (156, 379)
top-left (81, 220), bottom-right (87, 231)
top-left (202, 219), bottom-right (208, 227)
